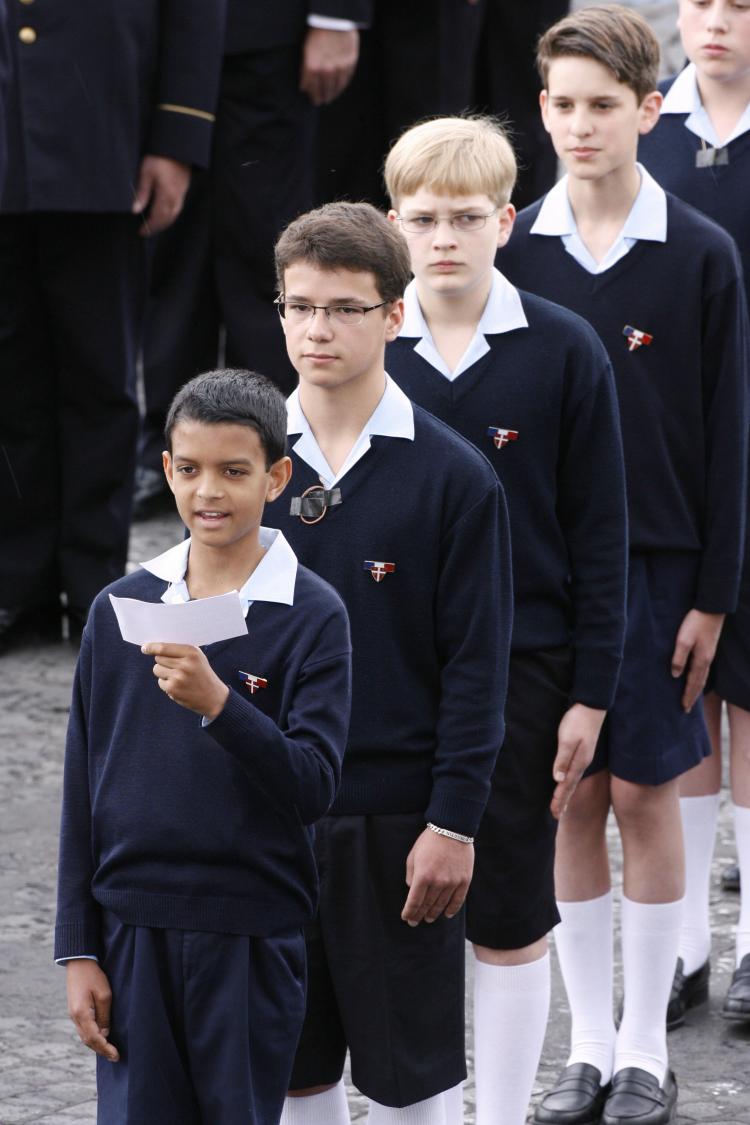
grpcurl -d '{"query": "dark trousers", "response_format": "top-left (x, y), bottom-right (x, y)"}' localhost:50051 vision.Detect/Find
top-left (0, 213), bottom-right (142, 612)
top-left (98, 912), bottom-right (306, 1125)
top-left (139, 44), bottom-right (310, 472)
top-left (314, 0), bottom-right (486, 208)
top-left (474, 1), bottom-right (569, 209)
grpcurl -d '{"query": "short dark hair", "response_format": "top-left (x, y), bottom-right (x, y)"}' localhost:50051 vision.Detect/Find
top-left (274, 201), bottom-right (413, 303)
top-left (537, 4), bottom-right (660, 104)
top-left (164, 369), bottom-right (288, 468)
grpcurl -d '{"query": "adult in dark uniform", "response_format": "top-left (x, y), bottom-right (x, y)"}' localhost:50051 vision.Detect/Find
top-left (313, 0), bottom-right (487, 209)
top-left (135, 1), bottom-right (370, 517)
top-left (474, 1), bottom-right (569, 209)
top-left (0, 0), bottom-right (225, 646)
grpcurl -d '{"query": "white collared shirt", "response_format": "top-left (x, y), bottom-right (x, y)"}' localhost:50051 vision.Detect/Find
top-left (286, 374), bottom-right (415, 487)
top-left (399, 267), bottom-right (529, 380)
top-left (530, 163), bottom-right (668, 275)
top-left (140, 526), bottom-right (298, 615)
top-left (662, 63), bottom-right (750, 147)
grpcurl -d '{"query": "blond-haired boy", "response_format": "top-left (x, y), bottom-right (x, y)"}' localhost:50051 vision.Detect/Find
top-left (385, 114), bottom-right (628, 1125)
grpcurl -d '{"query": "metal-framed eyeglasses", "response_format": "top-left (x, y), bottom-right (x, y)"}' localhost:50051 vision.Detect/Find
top-left (274, 296), bottom-right (391, 327)
top-left (395, 210), bottom-right (498, 234)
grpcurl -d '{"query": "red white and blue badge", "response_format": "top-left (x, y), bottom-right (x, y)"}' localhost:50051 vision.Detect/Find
top-left (487, 427), bottom-right (519, 450)
top-left (239, 670), bottom-right (268, 694)
top-left (363, 560), bottom-right (396, 583)
top-left (622, 325), bottom-right (653, 352)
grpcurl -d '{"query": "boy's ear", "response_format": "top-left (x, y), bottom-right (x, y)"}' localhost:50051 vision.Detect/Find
top-left (638, 89), bottom-right (663, 136)
top-left (387, 208), bottom-right (399, 224)
top-left (539, 89), bottom-right (551, 133)
top-left (384, 297), bottom-right (405, 343)
top-left (266, 455), bottom-right (293, 502)
top-left (162, 450), bottom-right (176, 494)
top-left (497, 203), bottom-right (517, 250)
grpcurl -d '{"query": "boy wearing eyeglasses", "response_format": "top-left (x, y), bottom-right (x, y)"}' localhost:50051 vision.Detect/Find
top-left (263, 200), bottom-right (513, 1125)
top-left (384, 115), bottom-right (628, 1125)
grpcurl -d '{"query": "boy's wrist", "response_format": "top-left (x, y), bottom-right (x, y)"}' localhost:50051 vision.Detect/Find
top-left (203, 683), bottom-right (230, 722)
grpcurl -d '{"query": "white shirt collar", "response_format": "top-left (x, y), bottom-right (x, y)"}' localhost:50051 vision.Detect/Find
top-left (530, 164), bottom-right (667, 274)
top-left (286, 374), bottom-right (415, 487)
top-left (399, 269), bottom-right (528, 381)
top-left (661, 63), bottom-right (750, 146)
top-left (140, 526), bottom-right (298, 613)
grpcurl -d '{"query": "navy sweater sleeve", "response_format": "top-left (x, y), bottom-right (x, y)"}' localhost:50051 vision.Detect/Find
top-left (698, 269), bottom-right (750, 610)
top-left (428, 480), bottom-right (513, 834)
top-left (557, 349), bottom-right (627, 706)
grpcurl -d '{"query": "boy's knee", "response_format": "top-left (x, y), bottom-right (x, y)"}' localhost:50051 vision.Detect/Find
top-left (288, 1084), bottom-right (339, 1097)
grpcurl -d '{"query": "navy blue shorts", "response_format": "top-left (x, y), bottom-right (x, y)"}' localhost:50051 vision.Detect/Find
top-left (466, 646), bottom-right (573, 950)
top-left (587, 552), bottom-right (711, 785)
top-left (289, 813), bottom-right (466, 1108)
top-left (96, 911), bottom-right (306, 1125)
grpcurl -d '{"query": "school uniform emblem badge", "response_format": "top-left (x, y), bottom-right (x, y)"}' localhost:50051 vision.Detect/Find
top-left (239, 671), bottom-right (268, 694)
top-left (363, 560), bottom-right (396, 583)
top-left (487, 427), bottom-right (519, 450)
top-left (622, 325), bottom-right (653, 352)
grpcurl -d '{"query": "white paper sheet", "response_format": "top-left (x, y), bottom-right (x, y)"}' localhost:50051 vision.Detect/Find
top-left (109, 591), bottom-right (247, 647)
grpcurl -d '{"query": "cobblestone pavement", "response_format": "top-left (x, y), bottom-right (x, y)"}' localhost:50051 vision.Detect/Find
top-left (1, 509), bottom-right (749, 1123)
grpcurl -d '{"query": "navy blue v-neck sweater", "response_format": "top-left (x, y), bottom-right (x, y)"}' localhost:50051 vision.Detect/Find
top-left (55, 564), bottom-right (351, 961)
top-left (387, 291), bottom-right (627, 711)
top-left (264, 404), bottom-right (512, 839)
top-left (639, 76), bottom-right (750, 310)
top-left (499, 191), bottom-right (749, 614)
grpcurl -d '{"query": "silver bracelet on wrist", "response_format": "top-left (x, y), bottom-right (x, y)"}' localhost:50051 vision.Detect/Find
top-left (426, 822), bottom-right (474, 845)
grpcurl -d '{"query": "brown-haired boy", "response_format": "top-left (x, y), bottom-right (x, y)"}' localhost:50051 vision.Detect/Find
top-left (499, 6), bottom-right (749, 1124)
top-left (264, 201), bottom-right (513, 1125)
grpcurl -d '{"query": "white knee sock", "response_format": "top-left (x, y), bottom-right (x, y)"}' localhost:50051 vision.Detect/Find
top-left (367, 1093), bottom-right (446, 1125)
top-left (442, 1083), bottom-right (464, 1125)
top-left (554, 891), bottom-right (615, 1084)
top-left (734, 804), bottom-right (750, 965)
top-left (615, 896), bottom-right (683, 1085)
top-left (280, 1081), bottom-right (351, 1125)
top-left (678, 794), bottom-right (720, 974)
top-left (473, 953), bottom-right (550, 1125)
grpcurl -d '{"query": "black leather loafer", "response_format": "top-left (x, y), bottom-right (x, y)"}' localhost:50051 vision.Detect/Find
top-left (722, 952), bottom-right (750, 1021)
top-left (602, 1068), bottom-right (677, 1124)
top-left (666, 957), bottom-right (709, 1029)
top-left (534, 1063), bottom-right (610, 1124)
top-left (721, 864), bottom-right (741, 893)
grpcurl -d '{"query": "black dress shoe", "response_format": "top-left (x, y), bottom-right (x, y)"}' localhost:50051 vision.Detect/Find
top-left (721, 863), bottom-right (741, 893)
top-left (722, 952), bottom-right (750, 1021)
top-left (666, 956), bottom-right (709, 1029)
top-left (602, 1068), bottom-right (677, 1124)
top-left (534, 1063), bottom-right (610, 1124)
top-left (132, 466), bottom-right (171, 520)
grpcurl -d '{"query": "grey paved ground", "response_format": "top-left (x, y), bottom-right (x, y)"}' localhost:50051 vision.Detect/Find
top-left (1, 508), bottom-right (749, 1123)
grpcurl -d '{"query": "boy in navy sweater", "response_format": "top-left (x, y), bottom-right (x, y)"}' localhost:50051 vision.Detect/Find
top-left (639, 0), bottom-right (750, 1027)
top-left (55, 370), bottom-right (352, 1125)
top-left (383, 115), bottom-right (627, 1125)
top-left (498, 7), bottom-right (749, 1125)
top-left (264, 201), bottom-right (512, 1125)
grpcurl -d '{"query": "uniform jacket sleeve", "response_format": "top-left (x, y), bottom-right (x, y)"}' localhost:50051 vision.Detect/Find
top-left (146, 0), bottom-right (227, 169)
